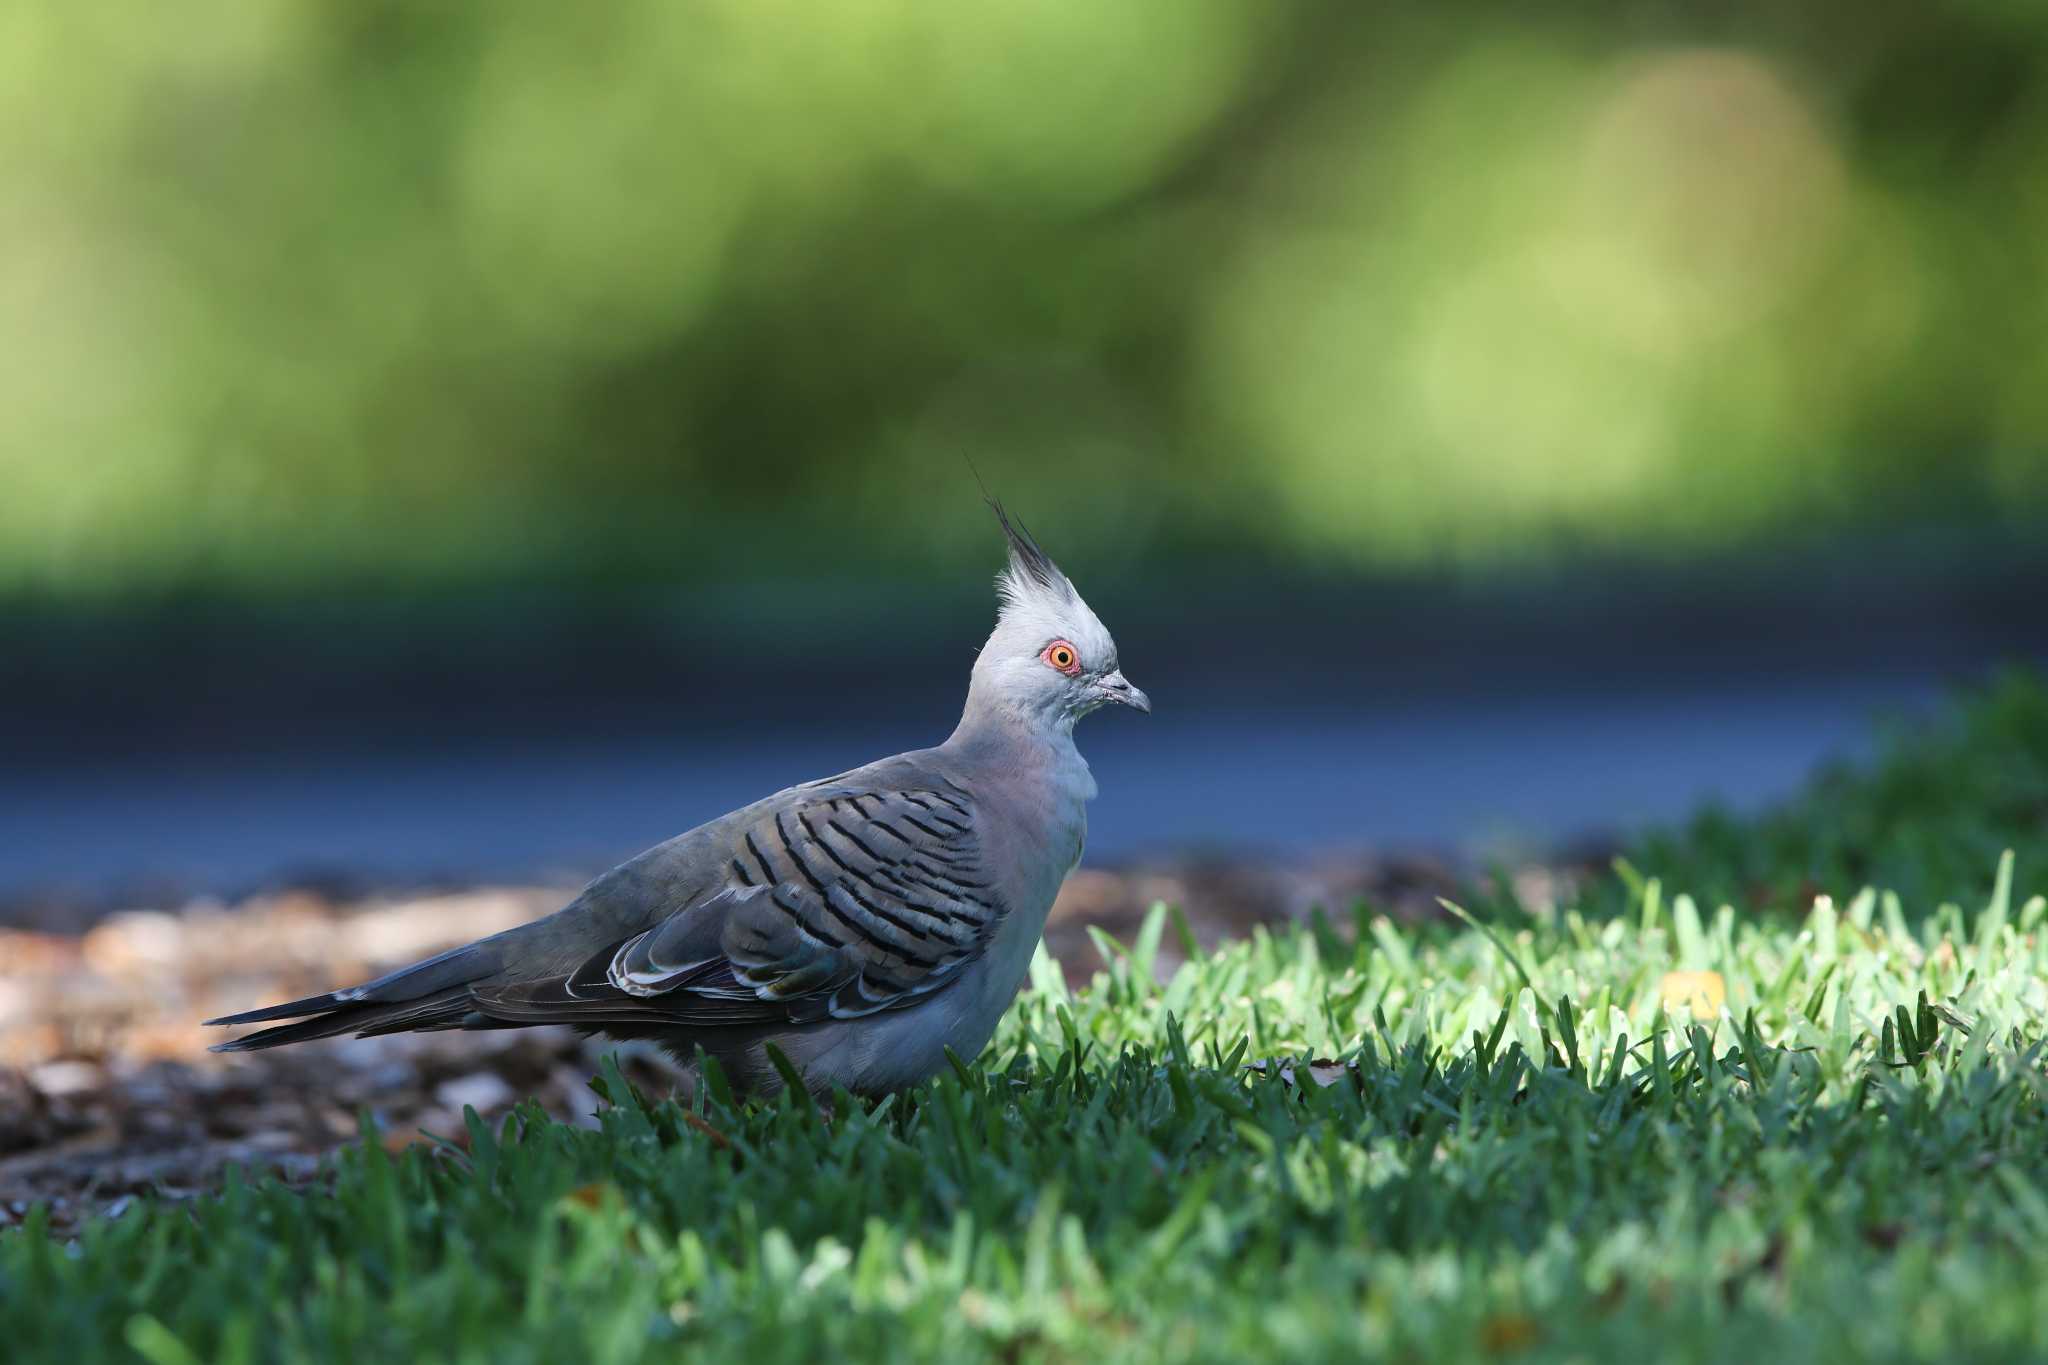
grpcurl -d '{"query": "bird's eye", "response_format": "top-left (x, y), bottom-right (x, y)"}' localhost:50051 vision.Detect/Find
top-left (1042, 640), bottom-right (1081, 675)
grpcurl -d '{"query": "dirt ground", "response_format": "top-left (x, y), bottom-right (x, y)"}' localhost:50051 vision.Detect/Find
top-left (0, 850), bottom-right (1590, 1236)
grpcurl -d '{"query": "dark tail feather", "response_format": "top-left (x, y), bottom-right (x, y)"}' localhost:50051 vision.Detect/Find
top-left (206, 940), bottom-right (505, 1052)
top-left (209, 989), bottom-right (482, 1051)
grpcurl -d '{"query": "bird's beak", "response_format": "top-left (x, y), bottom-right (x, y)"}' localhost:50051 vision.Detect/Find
top-left (1095, 670), bottom-right (1151, 714)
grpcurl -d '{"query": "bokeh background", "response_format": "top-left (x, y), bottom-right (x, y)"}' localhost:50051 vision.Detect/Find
top-left (5, 0), bottom-right (2047, 911)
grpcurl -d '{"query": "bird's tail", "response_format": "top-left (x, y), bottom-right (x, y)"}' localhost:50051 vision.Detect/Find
top-left (205, 937), bottom-right (510, 1051)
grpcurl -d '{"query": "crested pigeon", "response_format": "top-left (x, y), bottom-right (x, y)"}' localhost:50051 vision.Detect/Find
top-left (208, 504), bottom-right (1149, 1097)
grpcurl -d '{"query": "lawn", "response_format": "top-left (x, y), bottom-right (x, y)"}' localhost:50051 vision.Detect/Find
top-left (4, 673), bottom-right (2046, 1363)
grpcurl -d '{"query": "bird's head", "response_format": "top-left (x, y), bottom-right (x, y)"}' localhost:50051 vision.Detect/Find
top-left (965, 501), bottom-right (1149, 734)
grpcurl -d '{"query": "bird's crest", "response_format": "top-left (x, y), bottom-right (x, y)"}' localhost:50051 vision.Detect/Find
top-left (988, 498), bottom-right (1075, 615)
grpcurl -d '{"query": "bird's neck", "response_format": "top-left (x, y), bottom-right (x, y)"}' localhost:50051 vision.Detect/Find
top-left (946, 684), bottom-right (1098, 872)
top-left (945, 691), bottom-right (1089, 784)
top-left (947, 702), bottom-right (1073, 755)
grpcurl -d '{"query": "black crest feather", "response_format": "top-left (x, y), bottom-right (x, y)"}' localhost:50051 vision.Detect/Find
top-left (988, 498), bottom-right (1071, 599)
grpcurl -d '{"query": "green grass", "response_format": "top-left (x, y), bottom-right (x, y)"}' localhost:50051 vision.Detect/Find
top-left (6, 675), bottom-right (2048, 1362)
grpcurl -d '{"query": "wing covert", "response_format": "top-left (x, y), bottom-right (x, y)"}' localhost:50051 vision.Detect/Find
top-left (471, 785), bottom-right (1003, 1029)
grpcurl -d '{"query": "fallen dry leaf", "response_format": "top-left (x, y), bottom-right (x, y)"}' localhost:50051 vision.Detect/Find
top-left (561, 1182), bottom-right (618, 1212)
top-left (1478, 1312), bottom-right (1542, 1353)
top-left (1659, 970), bottom-right (1726, 1016)
top-left (682, 1112), bottom-right (731, 1149)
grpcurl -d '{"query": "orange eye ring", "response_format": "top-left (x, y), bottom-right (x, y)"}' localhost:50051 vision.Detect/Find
top-left (1042, 640), bottom-right (1081, 675)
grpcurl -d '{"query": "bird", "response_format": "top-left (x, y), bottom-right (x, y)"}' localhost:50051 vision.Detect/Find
top-left (207, 502), bottom-right (1149, 1098)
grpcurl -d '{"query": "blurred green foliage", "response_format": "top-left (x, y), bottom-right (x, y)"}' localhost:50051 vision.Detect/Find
top-left (5, 0), bottom-right (2047, 597)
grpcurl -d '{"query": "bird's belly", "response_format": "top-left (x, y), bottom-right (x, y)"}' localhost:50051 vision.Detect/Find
top-left (864, 906), bottom-right (1048, 1090)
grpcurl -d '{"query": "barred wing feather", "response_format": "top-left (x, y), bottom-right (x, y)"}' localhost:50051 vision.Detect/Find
top-left (472, 786), bottom-right (1003, 1028)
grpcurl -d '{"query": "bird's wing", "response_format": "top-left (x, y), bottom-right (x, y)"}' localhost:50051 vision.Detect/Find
top-left (470, 782), bottom-right (1003, 1028)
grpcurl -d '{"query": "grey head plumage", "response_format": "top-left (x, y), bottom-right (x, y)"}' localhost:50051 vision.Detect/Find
top-left (206, 500), bottom-right (1147, 1098)
top-left (960, 499), bottom-right (1148, 735)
